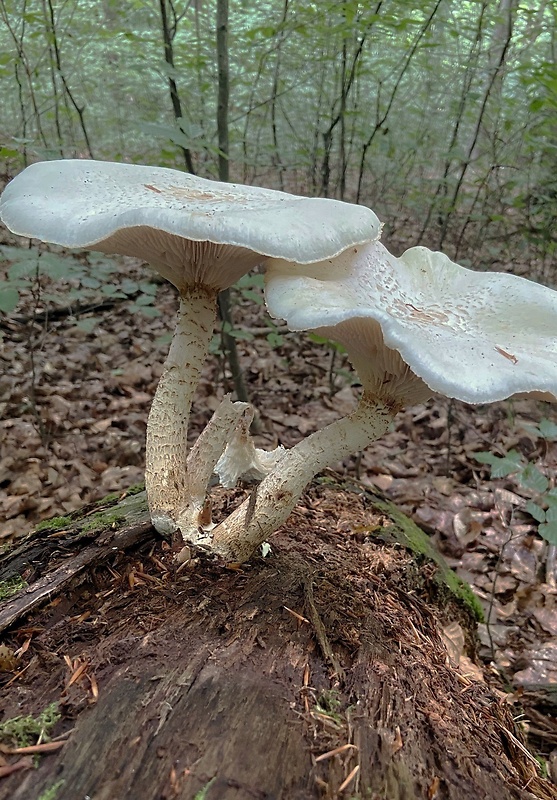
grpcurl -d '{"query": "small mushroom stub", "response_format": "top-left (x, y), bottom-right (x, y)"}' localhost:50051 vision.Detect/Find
top-left (264, 241), bottom-right (557, 405)
top-left (215, 410), bottom-right (286, 488)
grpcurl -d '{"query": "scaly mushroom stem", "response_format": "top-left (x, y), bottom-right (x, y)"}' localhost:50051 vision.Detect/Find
top-left (176, 396), bottom-right (251, 544)
top-left (146, 288), bottom-right (217, 534)
top-left (210, 392), bottom-right (402, 562)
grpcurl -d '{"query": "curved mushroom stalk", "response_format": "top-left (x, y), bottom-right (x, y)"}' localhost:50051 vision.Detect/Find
top-left (210, 393), bottom-right (401, 563)
top-left (221, 238), bottom-right (556, 566)
top-left (176, 395), bottom-right (251, 544)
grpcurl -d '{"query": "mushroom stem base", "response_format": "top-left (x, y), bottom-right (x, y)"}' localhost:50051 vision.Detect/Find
top-left (210, 392), bottom-right (401, 562)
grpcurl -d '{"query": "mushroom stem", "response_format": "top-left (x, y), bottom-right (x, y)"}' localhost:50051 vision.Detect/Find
top-left (210, 392), bottom-right (401, 562)
top-left (176, 395), bottom-right (251, 543)
top-left (146, 288), bottom-right (217, 534)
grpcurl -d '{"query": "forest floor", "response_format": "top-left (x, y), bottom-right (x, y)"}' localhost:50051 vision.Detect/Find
top-left (1, 237), bottom-right (557, 783)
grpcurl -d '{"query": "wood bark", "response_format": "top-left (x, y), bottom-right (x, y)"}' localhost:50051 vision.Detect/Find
top-left (0, 483), bottom-right (555, 800)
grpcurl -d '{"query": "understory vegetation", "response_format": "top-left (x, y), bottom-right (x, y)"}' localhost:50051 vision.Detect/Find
top-left (0, 0), bottom-right (555, 276)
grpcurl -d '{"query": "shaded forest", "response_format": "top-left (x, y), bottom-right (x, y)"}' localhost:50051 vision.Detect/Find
top-left (0, 0), bottom-right (556, 270)
top-left (1, 2), bottom-right (557, 799)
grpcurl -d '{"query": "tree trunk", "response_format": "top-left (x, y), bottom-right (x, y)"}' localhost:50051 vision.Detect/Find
top-left (159, 0), bottom-right (195, 174)
top-left (215, 0), bottom-right (253, 415)
top-left (0, 482), bottom-right (554, 800)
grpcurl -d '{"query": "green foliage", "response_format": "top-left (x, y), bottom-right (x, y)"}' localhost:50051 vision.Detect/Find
top-left (307, 332), bottom-right (346, 355)
top-left (0, 246), bottom-right (160, 320)
top-left (0, 574), bottom-right (27, 600)
top-left (0, 0), bottom-right (555, 268)
top-left (193, 778), bottom-right (217, 800)
top-left (38, 782), bottom-right (65, 800)
top-left (80, 510), bottom-right (125, 532)
top-left (35, 515), bottom-right (72, 531)
top-left (0, 702), bottom-right (60, 747)
top-left (474, 419), bottom-right (557, 544)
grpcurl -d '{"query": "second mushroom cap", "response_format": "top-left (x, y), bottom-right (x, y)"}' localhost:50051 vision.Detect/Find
top-left (264, 241), bottom-right (557, 404)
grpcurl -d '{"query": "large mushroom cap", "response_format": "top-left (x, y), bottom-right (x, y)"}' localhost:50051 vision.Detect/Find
top-left (265, 241), bottom-right (557, 404)
top-left (0, 160), bottom-right (381, 291)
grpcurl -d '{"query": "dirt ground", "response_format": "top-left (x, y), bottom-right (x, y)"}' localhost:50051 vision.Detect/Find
top-left (1, 239), bottom-right (557, 794)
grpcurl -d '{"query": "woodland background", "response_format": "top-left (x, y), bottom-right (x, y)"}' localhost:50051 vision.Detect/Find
top-left (1, 0), bottom-right (557, 768)
top-left (0, 0), bottom-right (555, 268)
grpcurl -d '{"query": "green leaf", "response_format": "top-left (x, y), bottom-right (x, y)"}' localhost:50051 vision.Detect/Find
top-left (0, 286), bottom-right (20, 313)
top-left (240, 289), bottom-right (264, 305)
top-left (156, 332), bottom-right (173, 347)
top-left (235, 273), bottom-right (264, 289)
top-left (519, 464), bottom-right (549, 493)
top-left (42, 257), bottom-right (83, 281)
top-left (526, 501), bottom-right (546, 523)
top-left (538, 419), bottom-right (557, 440)
top-left (229, 328), bottom-right (254, 341)
top-left (81, 276), bottom-right (101, 289)
top-left (101, 285), bottom-right (126, 298)
top-left (74, 317), bottom-right (100, 333)
top-left (133, 293), bottom-right (155, 306)
top-left (473, 450), bottom-right (524, 477)
top-left (128, 304), bottom-right (161, 318)
top-left (307, 332), bottom-right (346, 353)
top-left (7, 257), bottom-right (38, 280)
top-left (266, 332), bottom-right (284, 347)
top-left (121, 279), bottom-right (140, 295)
top-left (138, 281), bottom-right (158, 296)
top-left (0, 245), bottom-right (29, 262)
top-left (538, 521), bottom-right (557, 545)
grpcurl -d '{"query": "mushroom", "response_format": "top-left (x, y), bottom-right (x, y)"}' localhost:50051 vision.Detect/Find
top-left (0, 159), bottom-right (381, 541)
top-left (214, 407), bottom-right (286, 488)
top-left (209, 240), bottom-right (557, 562)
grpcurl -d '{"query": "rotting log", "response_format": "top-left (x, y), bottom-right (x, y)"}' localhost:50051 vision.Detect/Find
top-left (0, 480), bottom-right (555, 800)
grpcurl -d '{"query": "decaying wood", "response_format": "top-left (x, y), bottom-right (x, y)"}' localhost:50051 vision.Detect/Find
top-left (0, 481), bottom-right (556, 800)
top-left (0, 492), bottom-right (155, 634)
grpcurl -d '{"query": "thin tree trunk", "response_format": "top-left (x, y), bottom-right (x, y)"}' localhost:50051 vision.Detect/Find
top-left (0, 0), bottom-right (49, 153)
top-left (416, 2), bottom-right (488, 245)
top-left (159, 0), bottom-right (195, 174)
top-left (44, 0), bottom-right (94, 158)
top-left (215, 0), bottom-right (252, 413)
top-left (355, 0), bottom-right (442, 204)
top-left (437, 0), bottom-right (518, 249)
top-left (270, 0), bottom-right (290, 191)
top-left (41, 0), bottom-right (64, 156)
top-left (320, 6), bottom-right (379, 197)
top-left (339, 37), bottom-right (348, 199)
top-left (216, 0), bottom-right (229, 183)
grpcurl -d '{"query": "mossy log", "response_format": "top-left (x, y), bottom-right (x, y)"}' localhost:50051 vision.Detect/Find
top-left (0, 480), bottom-right (554, 800)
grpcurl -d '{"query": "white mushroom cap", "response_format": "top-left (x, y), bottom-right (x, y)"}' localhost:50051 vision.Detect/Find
top-left (265, 241), bottom-right (557, 404)
top-left (0, 160), bottom-right (381, 292)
